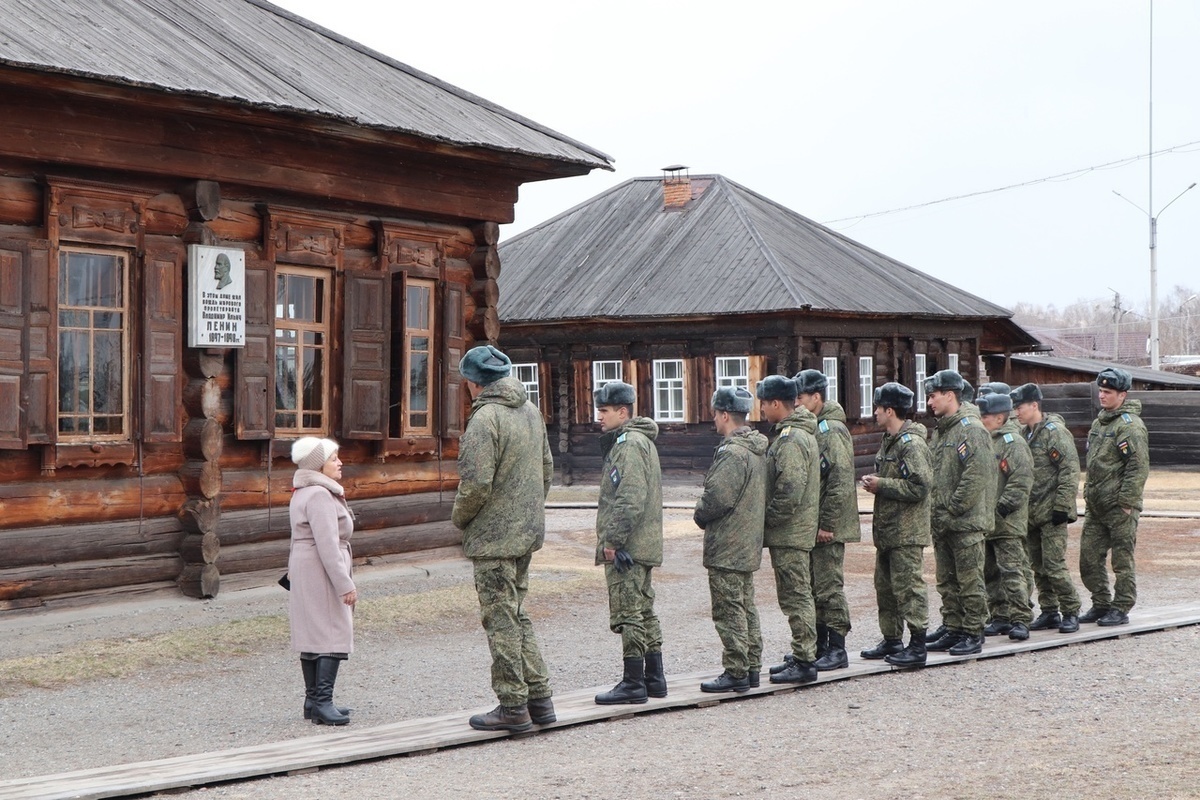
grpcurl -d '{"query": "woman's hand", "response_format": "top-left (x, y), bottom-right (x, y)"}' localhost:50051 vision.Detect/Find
top-left (342, 589), bottom-right (357, 606)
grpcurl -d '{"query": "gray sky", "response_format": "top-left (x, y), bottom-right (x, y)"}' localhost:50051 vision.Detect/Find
top-left (274, 0), bottom-right (1200, 313)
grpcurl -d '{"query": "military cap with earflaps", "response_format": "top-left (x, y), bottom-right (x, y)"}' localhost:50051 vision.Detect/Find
top-left (712, 387), bottom-right (754, 414)
top-left (923, 369), bottom-right (965, 395)
top-left (1010, 383), bottom-right (1043, 406)
top-left (458, 344), bottom-right (511, 385)
top-left (594, 380), bottom-right (636, 407)
top-left (873, 382), bottom-right (914, 411)
top-left (977, 381), bottom-right (1012, 397)
top-left (792, 369), bottom-right (828, 395)
top-left (754, 375), bottom-right (797, 402)
top-left (1096, 367), bottom-right (1132, 392)
top-left (976, 392), bottom-right (1013, 416)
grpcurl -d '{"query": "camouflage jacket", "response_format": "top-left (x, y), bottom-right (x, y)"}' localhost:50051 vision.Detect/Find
top-left (929, 404), bottom-right (996, 535)
top-left (1084, 399), bottom-right (1149, 514)
top-left (596, 417), bottom-right (664, 566)
top-left (763, 407), bottom-right (819, 550)
top-left (815, 401), bottom-right (862, 543)
top-left (1023, 412), bottom-right (1080, 527)
top-left (694, 426), bottom-right (768, 572)
top-left (452, 377), bottom-right (554, 559)
top-left (871, 420), bottom-right (932, 549)
top-left (989, 419), bottom-right (1033, 540)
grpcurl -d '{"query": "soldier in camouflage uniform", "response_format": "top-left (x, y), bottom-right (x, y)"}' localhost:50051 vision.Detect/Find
top-left (1080, 368), bottom-right (1149, 627)
top-left (979, 381), bottom-right (1035, 608)
top-left (976, 392), bottom-right (1034, 641)
top-left (861, 383), bottom-right (932, 667)
top-left (923, 369), bottom-right (995, 656)
top-left (591, 381), bottom-right (667, 705)
top-left (755, 375), bottom-right (819, 686)
top-left (793, 369), bottom-right (859, 671)
top-left (1011, 383), bottom-right (1082, 633)
top-left (452, 345), bottom-right (556, 732)
top-left (694, 387), bottom-right (769, 693)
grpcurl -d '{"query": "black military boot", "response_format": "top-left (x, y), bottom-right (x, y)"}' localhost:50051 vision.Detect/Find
top-left (884, 629), bottom-right (927, 667)
top-left (770, 659), bottom-right (817, 684)
top-left (1079, 606), bottom-right (1109, 623)
top-left (1008, 622), bottom-right (1030, 641)
top-left (595, 657), bottom-right (648, 705)
top-left (924, 624), bottom-right (949, 643)
top-left (983, 618), bottom-right (1012, 637)
top-left (926, 629), bottom-right (963, 652)
top-left (948, 632), bottom-right (984, 656)
top-left (301, 655), bottom-right (350, 720)
top-left (1058, 613), bottom-right (1080, 633)
top-left (860, 638), bottom-right (904, 659)
top-left (769, 654), bottom-right (795, 675)
top-left (747, 670), bottom-right (760, 688)
top-left (1096, 608), bottom-right (1129, 627)
top-left (814, 624), bottom-right (830, 662)
top-left (1029, 609), bottom-right (1062, 630)
top-left (815, 629), bottom-right (849, 671)
top-left (527, 696), bottom-right (557, 725)
top-left (469, 704), bottom-right (533, 732)
top-left (700, 671), bottom-right (750, 693)
top-left (644, 651), bottom-right (668, 698)
top-left (310, 657), bottom-right (350, 726)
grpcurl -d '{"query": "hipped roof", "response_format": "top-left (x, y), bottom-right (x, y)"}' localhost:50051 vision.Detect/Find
top-left (499, 175), bottom-right (1024, 324)
top-left (0, 0), bottom-right (611, 170)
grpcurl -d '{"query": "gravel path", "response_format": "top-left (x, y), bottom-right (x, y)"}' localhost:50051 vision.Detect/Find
top-left (1, 485), bottom-right (1198, 799)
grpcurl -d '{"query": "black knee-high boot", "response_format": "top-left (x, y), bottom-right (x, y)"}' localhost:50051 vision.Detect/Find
top-left (301, 654), bottom-right (350, 720)
top-left (311, 656), bottom-right (350, 725)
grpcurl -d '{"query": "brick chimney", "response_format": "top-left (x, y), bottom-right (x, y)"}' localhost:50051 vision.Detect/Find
top-left (661, 164), bottom-right (691, 209)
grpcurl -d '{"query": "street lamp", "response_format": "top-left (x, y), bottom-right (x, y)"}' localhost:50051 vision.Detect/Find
top-left (1113, 181), bottom-right (1196, 369)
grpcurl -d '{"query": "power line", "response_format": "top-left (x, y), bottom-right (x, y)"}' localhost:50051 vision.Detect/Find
top-left (823, 138), bottom-right (1200, 227)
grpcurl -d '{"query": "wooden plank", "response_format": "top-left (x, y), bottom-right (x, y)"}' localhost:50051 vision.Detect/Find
top-left (3, 602), bottom-right (1198, 800)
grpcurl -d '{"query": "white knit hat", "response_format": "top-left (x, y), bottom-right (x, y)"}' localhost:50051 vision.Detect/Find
top-left (291, 437), bottom-right (339, 471)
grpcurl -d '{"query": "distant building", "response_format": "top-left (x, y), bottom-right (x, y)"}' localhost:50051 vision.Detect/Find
top-left (498, 170), bottom-right (1042, 480)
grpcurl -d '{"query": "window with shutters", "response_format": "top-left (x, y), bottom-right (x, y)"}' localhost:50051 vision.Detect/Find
top-left (388, 276), bottom-right (436, 437)
top-left (715, 356), bottom-right (749, 391)
top-left (513, 363), bottom-right (541, 409)
top-left (57, 247), bottom-right (130, 441)
top-left (274, 266), bottom-right (330, 434)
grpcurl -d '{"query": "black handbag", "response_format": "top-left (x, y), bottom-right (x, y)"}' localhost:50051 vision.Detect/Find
top-left (278, 573), bottom-right (291, 591)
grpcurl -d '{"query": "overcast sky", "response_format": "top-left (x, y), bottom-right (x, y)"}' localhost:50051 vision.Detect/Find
top-left (274, 0), bottom-right (1200, 317)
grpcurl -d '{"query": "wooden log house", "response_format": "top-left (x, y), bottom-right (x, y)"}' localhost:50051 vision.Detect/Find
top-left (498, 169), bottom-right (1044, 481)
top-left (0, 0), bottom-right (611, 606)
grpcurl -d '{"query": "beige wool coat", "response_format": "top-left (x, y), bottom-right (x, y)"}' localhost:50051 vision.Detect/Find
top-left (288, 469), bottom-right (355, 653)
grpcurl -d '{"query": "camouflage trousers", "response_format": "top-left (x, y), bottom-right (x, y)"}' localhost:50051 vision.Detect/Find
top-left (769, 546), bottom-right (816, 663)
top-left (873, 544), bottom-right (929, 640)
top-left (810, 541), bottom-right (851, 635)
top-left (984, 535), bottom-right (1032, 624)
top-left (707, 568), bottom-right (763, 677)
top-left (1080, 506), bottom-right (1139, 613)
top-left (472, 553), bottom-right (552, 707)
top-left (932, 529), bottom-right (988, 635)
top-left (605, 562), bottom-right (663, 659)
top-left (1027, 521), bottom-right (1080, 615)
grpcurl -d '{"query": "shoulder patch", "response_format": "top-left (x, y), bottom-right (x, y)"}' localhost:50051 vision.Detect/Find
top-left (1049, 448), bottom-right (1063, 464)
top-left (717, 444), bottom-right (728, 453)
top-left (1003, 433), bottom-right (1014, 443)
top-left (780, 427), bottom-right (791, 438)
top-left (899, 460), bottom-right (910, 479)
top-left (608, 466), bottom-right (621, 486)
top-left (818, 420), bottom-right (830, 433)
top-left (999, 457), bottom-right (1010, 475)
top-left (1117, 440), bottom-right (1132, 457)
top-left (1045, 421), bottom-right (1057, 430)
top-left (900, 433), bottom-right (912, 443)
top-left (957, 440), bottom-right (970, 462)
top-left (616, 432), bottom-right (627, 444)
top-left (1121, 413), bottom-right (1132, 423)
top-left (960, 417), bottom-right (972, 427)
top-left (819, 454), bottom-right (831, 476)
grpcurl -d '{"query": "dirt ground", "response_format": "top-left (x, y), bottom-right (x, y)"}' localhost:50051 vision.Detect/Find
top-left (1, 469), bottom-right (1198, 799)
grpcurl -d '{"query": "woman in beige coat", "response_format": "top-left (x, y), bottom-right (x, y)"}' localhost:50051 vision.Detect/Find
top-left (289, 437), bottom-right (356, 725)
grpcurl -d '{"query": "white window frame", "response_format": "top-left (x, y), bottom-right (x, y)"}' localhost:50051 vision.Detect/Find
top-left (592, 360), bottom-right (623, 421)
top-left (652, 359), bottom-right (686, 422)
top-left (948, 353), bottom-right (960, 373)
top-left (715, 356), bottom-right (749, 391)
top-left (822, 357), bottom-right (839, 404)
top-left (858, 356), bottom-right (873, 417)
top-left (512, 363), bottom-right (540, 410)
top-left (915, 353), bottom-right (927, 412)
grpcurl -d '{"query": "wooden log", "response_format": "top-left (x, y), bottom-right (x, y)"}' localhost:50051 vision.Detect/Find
top-left (216, 492), bottom-right (454, 546)
top-left (183, 417), bottom-right (224, 461)
top-left (471, 278), bottom-right (500, 310)
top-left (179, 497), bottom-right (220, 535)
top-left (481, 306), bottom-right (500, 343)
top-left (468, 245), bottom-right (501, 280)
top-left (181, 180), bottom-right (221, 221)
top-left (0, 475), bottom-right (186, 529)
top-left (182, 348), bottom-right (228, 380)
top-left (0, 175), bottom-right (41, 226)
top-left (180, 532), bottom-right (221, 564)
top-left (183, 377), bottom-right (222, 420)
top-left (179, 460), bottom-right (222, 499)
top-left (471, 221), bottom-right (500, 247)
top-left (0, 553), bottom-right (184, 599)
top-left (177, 563), bottom-right (220, 599)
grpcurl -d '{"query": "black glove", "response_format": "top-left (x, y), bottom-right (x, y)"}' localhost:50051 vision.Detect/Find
top-left (613, 550), bottom-right (634, 574)
top-left (1051, 509), bottom-right (1070, 525)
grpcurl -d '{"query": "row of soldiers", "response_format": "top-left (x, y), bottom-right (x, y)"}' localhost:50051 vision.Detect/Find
top-left (451, 344), bottom-right (1148, 731)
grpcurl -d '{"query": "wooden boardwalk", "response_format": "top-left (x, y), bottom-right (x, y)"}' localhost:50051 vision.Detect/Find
top-left (3, 602), bottom-right (1198, 800)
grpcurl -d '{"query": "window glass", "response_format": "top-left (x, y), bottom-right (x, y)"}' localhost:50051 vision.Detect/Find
top-left (859, 357), bottom-right (873, 417)
top-left (274, 268), bottom-right (329, 434)
top-left (513, 363), bottom-right (541, 409)
top-left (653, 359), bottom-right (685, 422)
top-left (822, 357), bottom-right (839, 404)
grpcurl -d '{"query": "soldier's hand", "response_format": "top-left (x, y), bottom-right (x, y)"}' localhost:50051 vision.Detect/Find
top-left (613, 550), bottom-right (634, 573)
top-left (603, 547), bottom-right (616, 562)
top-left (817, 529), bottom-right (834, 544)
top-left (861, 474), bottom-right (879, 494)
top-left (1051, 509), bottom-right (1070, 525)
top-left (1122, 508), bottom-right (1132, 516)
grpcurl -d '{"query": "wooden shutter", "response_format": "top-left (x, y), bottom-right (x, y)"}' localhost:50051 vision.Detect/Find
top-left (441, 282), bottom-right (467, 438)
top-left (142, 238), bottom-right (184, 442)
top-left (235, 251), bottom-right (274, 440)
top-left (0, 239), bottom-right (52, 449)
top-left (747, 355), bottom-right (767, 422)
top-left (342, 270), bottom-right (388, 439)
top-left (573, 360), bottom-right (592, 424)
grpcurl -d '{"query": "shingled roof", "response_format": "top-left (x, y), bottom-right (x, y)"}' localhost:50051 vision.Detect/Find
top-left (0, 0), bottom-right (611, 170)
top-left (498, 175), bottom-right (1018, 323)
